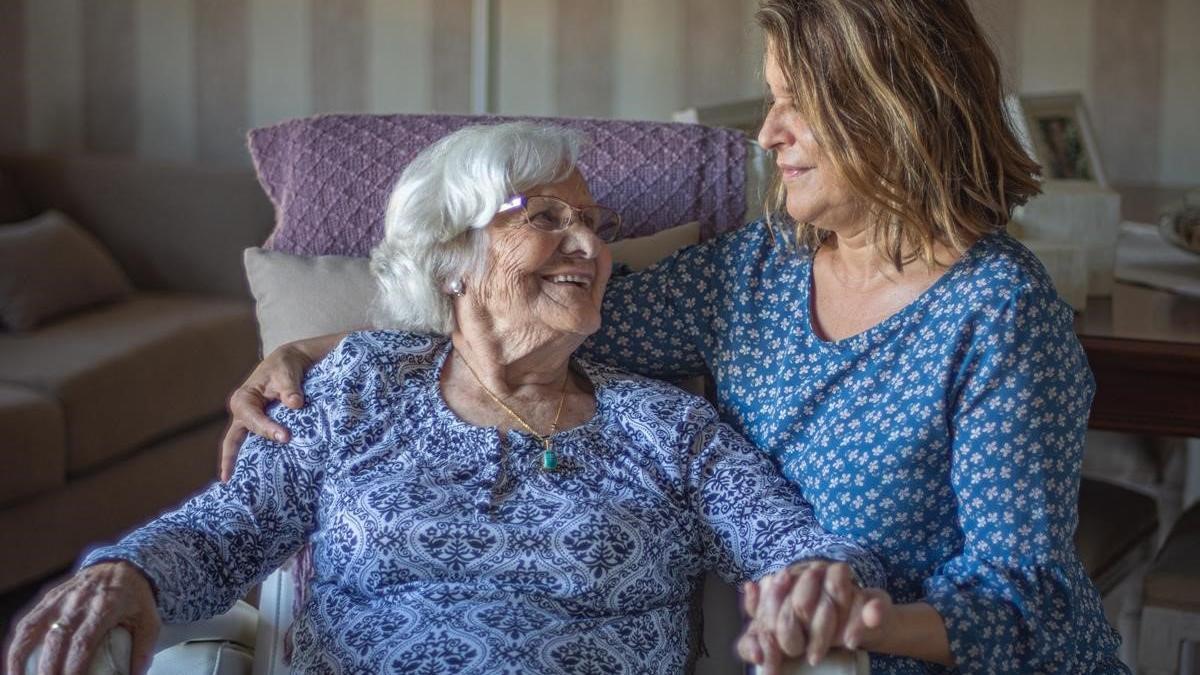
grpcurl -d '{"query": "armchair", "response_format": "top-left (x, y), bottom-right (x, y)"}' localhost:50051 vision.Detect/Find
top-left (25, 113), bottom-right (870, 675)
top-left (23, 225), bottom-right (871, 675)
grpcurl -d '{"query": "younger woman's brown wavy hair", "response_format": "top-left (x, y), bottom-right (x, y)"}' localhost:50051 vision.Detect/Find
top-left (755, 0), bottom-right (1041, 268)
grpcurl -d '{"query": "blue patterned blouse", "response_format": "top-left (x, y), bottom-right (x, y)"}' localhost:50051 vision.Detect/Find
top-left (583, 221), bottom-right (1125, 673)
top-left (84, 331), bottom-right (884, 674)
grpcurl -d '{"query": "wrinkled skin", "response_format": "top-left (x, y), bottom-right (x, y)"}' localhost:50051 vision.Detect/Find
top-left (6, 562), bottom-right (159, 675)
top-left (737, 561), bottom-right (892, 673)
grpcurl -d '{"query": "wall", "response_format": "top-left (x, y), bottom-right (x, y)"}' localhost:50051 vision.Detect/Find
top-left (0, 0), bottom-right (764, 166)
top-left (969, 0), bottom-right (1200, 188)
top-left (1, 0), bottom-right (1196, 188)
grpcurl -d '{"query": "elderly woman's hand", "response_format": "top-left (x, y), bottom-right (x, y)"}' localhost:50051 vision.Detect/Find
top-left (6, 562), bottom-right (160, 675)
top-left (737, 560), bottom-right (892, 673)
top-left (219, 332), bottom-right (346, 481)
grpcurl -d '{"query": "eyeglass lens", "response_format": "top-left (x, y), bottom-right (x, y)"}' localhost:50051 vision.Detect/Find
top-left (525, 196), bottom-right (621, 242)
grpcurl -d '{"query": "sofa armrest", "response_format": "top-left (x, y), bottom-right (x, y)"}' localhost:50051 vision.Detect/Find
top-left (24, 600), bottom-right (257, 675)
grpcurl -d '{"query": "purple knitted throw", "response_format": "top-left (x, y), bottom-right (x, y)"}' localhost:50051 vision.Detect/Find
top-left (248, 114), bottom-right (747, 257)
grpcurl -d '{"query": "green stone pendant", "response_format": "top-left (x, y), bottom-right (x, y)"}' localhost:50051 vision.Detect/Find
top-left (542, 448), bottom-right (558, 471)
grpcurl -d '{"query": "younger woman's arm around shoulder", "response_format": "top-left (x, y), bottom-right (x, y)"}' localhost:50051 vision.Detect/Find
top-left (580, 223), bottom-right (770, 380)
top-left (220, 330), bottom-right (349, 479)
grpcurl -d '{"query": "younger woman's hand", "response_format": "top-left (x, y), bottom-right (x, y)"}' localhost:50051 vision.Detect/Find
top-left (6, 562), bottom-right (160, 675)
top-left (737, 560), bottom-right (892, 672)
top-left (220, 341), bottom-right (318, 481)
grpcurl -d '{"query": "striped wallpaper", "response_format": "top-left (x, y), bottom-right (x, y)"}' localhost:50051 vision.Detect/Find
top-left (2, 0), bottom-right (1197, 187)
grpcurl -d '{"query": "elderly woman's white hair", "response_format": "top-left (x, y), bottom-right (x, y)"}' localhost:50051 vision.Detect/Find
top-left (369, 122), bottom-right (586, 334)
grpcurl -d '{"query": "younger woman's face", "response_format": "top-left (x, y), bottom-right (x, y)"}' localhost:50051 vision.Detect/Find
top-left (757, 49), bottom-right (863, 234)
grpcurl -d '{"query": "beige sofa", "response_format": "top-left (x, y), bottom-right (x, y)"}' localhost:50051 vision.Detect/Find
top-left (0, 155), bottom-right (273, 593)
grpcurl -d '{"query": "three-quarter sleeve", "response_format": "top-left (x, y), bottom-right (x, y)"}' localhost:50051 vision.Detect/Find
top-left (581, 236), bottom-right (727, 380)
top-left (924, 286), bottom-right (1122, 672)
top-left (686, 410), bottom-right (886, 590)
top-left (81, 363), bottom-right (340, 623)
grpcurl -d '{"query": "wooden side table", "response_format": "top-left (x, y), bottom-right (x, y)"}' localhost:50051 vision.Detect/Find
top-left (1075, 281), bottom-right (1200, 667)
top-left (1076, 283), bottom-right (1200, 437)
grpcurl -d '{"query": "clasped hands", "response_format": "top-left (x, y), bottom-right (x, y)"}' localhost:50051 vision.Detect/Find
top-left (737, 560), bottom-right (891, 674)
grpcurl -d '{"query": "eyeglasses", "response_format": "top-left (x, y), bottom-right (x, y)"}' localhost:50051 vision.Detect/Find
top-left (498, 194), bottom-right (622, 243)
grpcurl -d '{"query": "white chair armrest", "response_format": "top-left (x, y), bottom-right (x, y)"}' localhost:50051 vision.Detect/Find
top-left (24, 600), bottom-right (258, 675)
top-left (154, 600), bottom-right (258, 652)
top-left (25, 628), bottom-right (132, 675)
top-left (753, 649), bottom-right (870, 675)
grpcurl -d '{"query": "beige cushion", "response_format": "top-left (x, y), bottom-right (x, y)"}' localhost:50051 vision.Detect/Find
top-left (1144, 501), bottom-right (1200, 612)
top-left (244, 248), bottom-right (376, 355)
top-left (0, 383), bottom-right (65, 506)
top-left (244, 222), bottom-right (702, 354)
top-left (0, 210), bottom-right (134, 331)
top-left (0, 293), bottom-right (258, 473)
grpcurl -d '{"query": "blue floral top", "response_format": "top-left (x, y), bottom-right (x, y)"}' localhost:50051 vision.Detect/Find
top-left (84, 331), bottom-right (884, 674)
top-left (583, 221), bottom-right (1125, 673)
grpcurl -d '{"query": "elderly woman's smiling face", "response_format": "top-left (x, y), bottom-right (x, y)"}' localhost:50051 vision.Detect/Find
top-left (468, 170), bottom-right (613, 343)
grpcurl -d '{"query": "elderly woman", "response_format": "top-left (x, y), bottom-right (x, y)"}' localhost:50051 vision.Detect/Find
top-left (7, 123), bottom-right (885, 675)
top-left (217, 1), bottom-right (1126, 673)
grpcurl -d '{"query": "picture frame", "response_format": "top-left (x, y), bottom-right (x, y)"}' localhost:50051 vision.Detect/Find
top-left (1009, 92), bottom-right (1108, 188)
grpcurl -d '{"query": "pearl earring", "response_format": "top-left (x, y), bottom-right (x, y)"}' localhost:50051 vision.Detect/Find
top-left (448, 279), bottom-right (465, 297)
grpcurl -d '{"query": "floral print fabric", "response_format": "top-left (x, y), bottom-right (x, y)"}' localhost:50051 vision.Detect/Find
top-left (585, 221), bottom-right (1125, 673)
top-left (84, 331), bottom-right (884, 674)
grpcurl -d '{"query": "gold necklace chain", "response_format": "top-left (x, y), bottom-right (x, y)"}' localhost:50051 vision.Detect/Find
top-left (456, 351), bottom-right (569, 457)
